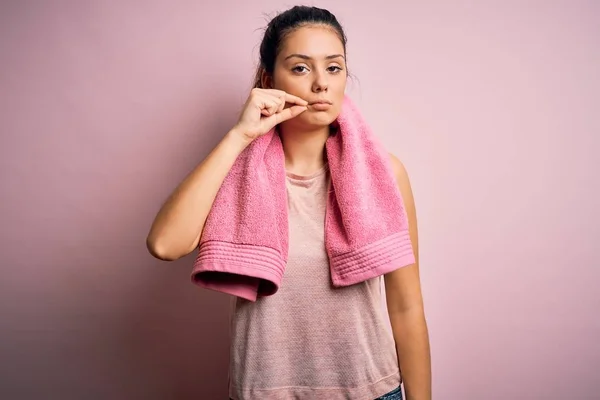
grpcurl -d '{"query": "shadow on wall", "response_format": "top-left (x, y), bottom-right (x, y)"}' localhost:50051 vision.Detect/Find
top-left (117, 256), bottom-right (231, 399)
top-left (23, 85), bottom-right (243, 399)
top-left (114, 87), bottom-right (242, 399)
top-left (2, 83), bottom-right (244, 399)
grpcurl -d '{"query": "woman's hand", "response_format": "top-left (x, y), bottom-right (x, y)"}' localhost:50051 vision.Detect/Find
top-left (231, 88), bottom-right (308, 144)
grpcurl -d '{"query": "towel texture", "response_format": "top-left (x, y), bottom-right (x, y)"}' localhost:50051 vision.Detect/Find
top-left (191, 95), bottom-right (415, 301)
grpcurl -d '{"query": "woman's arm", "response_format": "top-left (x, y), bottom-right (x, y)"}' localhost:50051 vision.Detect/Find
top-left (384, 153), bottom-right (432, 400)
top-left (146, 130), bottom-right (250, 261)
top-left (146, 89), bottom-right (307, 261)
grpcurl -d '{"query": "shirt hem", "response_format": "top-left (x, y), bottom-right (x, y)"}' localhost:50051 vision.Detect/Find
top-left (228, 369), bottom-right (401, 400)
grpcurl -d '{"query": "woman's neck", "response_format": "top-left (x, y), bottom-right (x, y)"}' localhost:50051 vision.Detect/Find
top-left (279, 124), bottom-right (330, 175)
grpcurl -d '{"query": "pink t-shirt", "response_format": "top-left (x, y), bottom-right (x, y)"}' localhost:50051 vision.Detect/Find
top-left (228, 164), bottom-right (401, 400)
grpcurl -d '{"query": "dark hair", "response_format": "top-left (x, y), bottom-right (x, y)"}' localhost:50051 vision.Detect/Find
top-left (253, 5), bottom-right (348, 88)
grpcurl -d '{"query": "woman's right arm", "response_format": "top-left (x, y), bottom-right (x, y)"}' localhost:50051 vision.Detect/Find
top-left (146, 129), bottom-right (251, 261)
top-left (146, 89), bottom-right (308, 261)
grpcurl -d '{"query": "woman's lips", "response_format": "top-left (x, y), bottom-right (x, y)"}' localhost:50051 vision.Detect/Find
top-left (309, 101), bottom-right (332, 111)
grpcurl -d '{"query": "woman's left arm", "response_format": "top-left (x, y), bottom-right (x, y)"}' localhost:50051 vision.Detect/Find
top-left (384, 153), bottom-right (432, 400)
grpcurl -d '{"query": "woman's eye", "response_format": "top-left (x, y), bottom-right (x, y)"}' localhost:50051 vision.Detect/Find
top-left (292, 65), bottom-right (343, 74)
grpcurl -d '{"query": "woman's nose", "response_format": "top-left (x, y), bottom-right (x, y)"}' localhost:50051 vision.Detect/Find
top-left (312, 72), bottom-right (328, 92)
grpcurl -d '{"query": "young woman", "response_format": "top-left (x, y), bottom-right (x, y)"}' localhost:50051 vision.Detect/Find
top-left (147, 5), bottom-right (431, 400)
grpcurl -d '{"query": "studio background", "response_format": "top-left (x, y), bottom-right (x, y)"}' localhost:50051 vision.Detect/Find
top-left (1, 1), bottom-right (598, 398)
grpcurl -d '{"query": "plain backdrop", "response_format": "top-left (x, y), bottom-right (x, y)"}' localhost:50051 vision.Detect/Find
top-left (1, 0), bottom-right (598, 399)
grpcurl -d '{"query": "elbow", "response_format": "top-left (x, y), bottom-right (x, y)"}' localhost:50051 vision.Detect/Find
top-left (146, 235), bottom-right (180, 261)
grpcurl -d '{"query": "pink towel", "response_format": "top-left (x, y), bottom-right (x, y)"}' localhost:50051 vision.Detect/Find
top-left (191, 95), bottom-right (415, 301)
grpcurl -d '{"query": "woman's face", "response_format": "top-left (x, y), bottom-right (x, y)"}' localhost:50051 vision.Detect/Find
top-left (269, 25), bottom-right (347, 128)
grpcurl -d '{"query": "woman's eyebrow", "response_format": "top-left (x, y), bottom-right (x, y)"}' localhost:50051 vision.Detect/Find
top-left (284, 53), bottom-right (345, 61)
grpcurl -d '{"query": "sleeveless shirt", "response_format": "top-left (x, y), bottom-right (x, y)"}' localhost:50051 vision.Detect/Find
top-left (227, 163), bottom-right (401, 400)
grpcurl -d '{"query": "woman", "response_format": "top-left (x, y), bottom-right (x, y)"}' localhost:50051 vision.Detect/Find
top-left (147, 5), bottom-right (431, 400)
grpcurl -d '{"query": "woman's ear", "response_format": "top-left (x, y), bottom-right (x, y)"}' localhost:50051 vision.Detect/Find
top-left (261, 70), bottom-right (273, 89)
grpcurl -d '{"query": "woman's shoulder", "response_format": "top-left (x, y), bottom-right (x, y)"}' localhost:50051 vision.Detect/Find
top-left (387, 152), bottom-right (409, 184)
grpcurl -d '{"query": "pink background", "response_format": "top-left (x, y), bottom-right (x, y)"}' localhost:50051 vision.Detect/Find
top-left (1, 1), bottom-right (598, 399)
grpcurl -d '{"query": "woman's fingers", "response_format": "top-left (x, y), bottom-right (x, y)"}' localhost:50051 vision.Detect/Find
top-left (258, 95), bottom-right (281, 116)
top-left (266, 104), bottom-right (307, 125)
